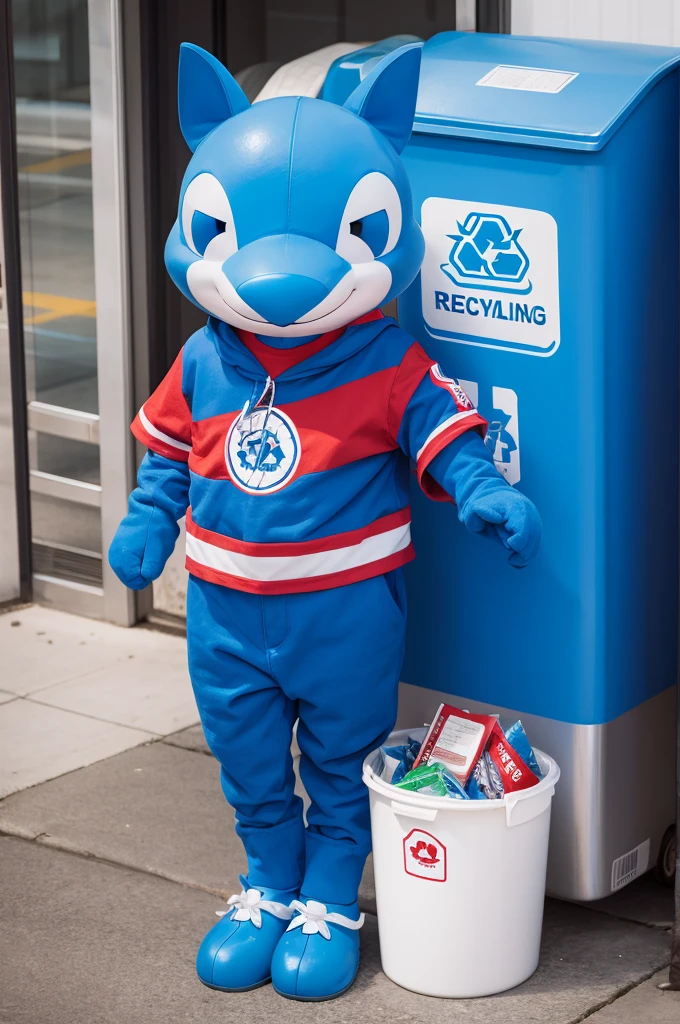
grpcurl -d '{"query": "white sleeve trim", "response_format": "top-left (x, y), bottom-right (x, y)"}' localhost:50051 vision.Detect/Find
top-left (416, 409), bottom-right (479, 462)
top-left (138, 404), bottom-right (192, 453)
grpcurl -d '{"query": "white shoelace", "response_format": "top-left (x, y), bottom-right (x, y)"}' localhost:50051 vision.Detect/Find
top-left (286, 899), bottom-right (365, 941)
top-left (216, 887), bottom-right (295, 930)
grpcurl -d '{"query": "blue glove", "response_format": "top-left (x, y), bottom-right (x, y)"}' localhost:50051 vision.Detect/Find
top-left (109, 452), bottom-right (191, 590)
top-left (429, 431), bottom-right (542, 569)
top-left (459, 486), bottom-right (542, 568)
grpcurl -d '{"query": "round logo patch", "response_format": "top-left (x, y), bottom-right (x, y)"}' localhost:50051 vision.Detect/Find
top-left (225, 407), bottom-right (301, 494)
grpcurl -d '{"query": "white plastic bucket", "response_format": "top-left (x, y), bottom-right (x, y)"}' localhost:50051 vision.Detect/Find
top-left (363, 727), bottom-right (560, 998)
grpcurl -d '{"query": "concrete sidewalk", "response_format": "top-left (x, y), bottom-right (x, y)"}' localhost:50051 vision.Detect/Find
top-left (0, 605), bottom-right (197, 797)
top-left (1, 605), bottom-right (678, 1023)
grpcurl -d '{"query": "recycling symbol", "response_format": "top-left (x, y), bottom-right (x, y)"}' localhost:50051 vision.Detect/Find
top-left (225, 407), bottom-right (301, 494)
top-left (443, 212), bottom-right (531, 293)
top-left (236, 426), bottom-right (285, 474)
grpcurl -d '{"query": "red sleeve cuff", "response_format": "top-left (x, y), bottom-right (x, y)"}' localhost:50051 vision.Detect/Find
top-left (416, 412), bottom-right (487, 502)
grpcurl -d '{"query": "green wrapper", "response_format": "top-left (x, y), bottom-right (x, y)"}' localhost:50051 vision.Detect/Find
top-left (395, 762), bottom-right (451, 798)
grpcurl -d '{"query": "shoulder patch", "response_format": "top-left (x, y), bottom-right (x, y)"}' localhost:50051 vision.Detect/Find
top-left (430, 364), bottom-right (475, 411)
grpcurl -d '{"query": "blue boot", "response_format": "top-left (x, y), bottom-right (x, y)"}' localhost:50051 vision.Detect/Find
top-left (196, 875), bottom-right (297, 992)
top-left (271, 897), bottom-right (364, 1001)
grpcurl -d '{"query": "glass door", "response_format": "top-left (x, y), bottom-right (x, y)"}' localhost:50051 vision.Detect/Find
top-left (8, 0), bottom-right (135, 623)
top-left (14, 0), bottom-right (102, 594)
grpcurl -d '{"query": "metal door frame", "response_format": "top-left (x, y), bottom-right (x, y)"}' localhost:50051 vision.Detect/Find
top-left (0, 0), bottom-right (32, 607)
top-left (87, 0), bottom-right (136, 625)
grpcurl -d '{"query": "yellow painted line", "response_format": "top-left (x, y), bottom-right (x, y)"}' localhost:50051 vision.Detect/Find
top-left (22, 149), bottom-right (91, 175)
top-left (23, 291), bottom-right (97, 326)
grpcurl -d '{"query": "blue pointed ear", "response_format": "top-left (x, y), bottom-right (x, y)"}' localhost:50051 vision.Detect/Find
top-left (178, 43), bottom-right (250, 151)
top-left (343, 43), bottom-right (422, 153)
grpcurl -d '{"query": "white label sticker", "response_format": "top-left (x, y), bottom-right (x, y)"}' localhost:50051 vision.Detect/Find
top-left (477, 65), bottom-right (578, 94)
top-left (421, 197), bottom-right (560, 356)
top-left (611, 839), bottom-right (650, 891)
top-left (403, 828), bottom-right (447, 882)
top-left (459, 381), bottom-right (521, 486)
top-left (431, 717), bottom-right (487, 776)
top-left (487, 386), bottom-right (521, 486)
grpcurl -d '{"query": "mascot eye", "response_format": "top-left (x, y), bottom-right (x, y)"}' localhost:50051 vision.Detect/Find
top-left (348, 210), bottom-right (390, 257)
top-left (191, 211), bottom-right (227, 256)
top-left (181, 172), bottom-right (238, 261)
top-left (336, 172), bottom-right (402, 265)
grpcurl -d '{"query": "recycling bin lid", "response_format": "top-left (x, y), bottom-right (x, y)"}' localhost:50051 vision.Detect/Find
top-left (415, 31), bottom-right (680, 151)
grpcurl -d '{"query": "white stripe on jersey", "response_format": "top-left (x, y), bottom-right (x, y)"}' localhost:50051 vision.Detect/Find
top-left (138, 404), bottom-right (192, 452)
top-left (186, 522), bottom-right (411, 583)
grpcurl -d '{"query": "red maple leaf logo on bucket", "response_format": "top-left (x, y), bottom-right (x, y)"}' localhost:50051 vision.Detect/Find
top-left (410, 840), bottom-right (440, 865)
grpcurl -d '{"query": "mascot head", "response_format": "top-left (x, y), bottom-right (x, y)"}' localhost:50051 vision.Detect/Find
top-left (165, 42), bottom-right (424, 338)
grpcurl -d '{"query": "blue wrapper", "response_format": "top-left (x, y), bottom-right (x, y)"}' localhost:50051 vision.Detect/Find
top-left (504, 720), bottom-right (542, 779)
top-left (440, 766), bottom-right (470, 800)
top-left (383, 737), bottom-right (422, 784)
top-left (465, 773), bottom-right (486, 800)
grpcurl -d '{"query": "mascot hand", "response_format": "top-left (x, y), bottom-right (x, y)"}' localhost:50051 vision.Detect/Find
top-left (459, 487), bottom-right (542, 569)
top-left (108, 501), bottom-right (180, 590)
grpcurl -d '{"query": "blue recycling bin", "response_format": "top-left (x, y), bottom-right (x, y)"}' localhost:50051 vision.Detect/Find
top-left (325, 33), bottom-right (680, 900)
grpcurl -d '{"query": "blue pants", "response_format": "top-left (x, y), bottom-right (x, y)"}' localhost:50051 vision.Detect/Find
top-left (186, 571), bottom-right (406, 905)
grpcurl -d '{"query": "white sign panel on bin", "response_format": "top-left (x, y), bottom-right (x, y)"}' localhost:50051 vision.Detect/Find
top-left (420, 197), bottom-right (560, 357)
top-left (403, 828), bottom-right (447, 882)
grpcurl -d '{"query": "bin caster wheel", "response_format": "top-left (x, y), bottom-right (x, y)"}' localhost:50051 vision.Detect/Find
top-left (653, 825), bottom-right (676, 888)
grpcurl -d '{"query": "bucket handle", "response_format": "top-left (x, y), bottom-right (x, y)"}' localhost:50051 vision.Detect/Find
top-left (390, 799), bottom-right (438, 822)
top-left (505, 786), bottom-right (554, 828)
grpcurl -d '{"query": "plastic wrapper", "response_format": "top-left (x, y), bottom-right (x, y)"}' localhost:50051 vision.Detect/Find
top-left (413, 704), bottom-right (496, 783)
top-left (465, 772), bottom-right (485, 800)
top-left (396, 761), bottom-right (470, 799)
top-left (485, 722), bottom-right (539, 793)
top-left (466, 721), bottom-right (542, 799)
top-left (382, 736), bottom-right (422, 784)
top-left (386, 708), bottom-right (543, 802)
top-left (504, 720), bottom-right (542, 779)
top-left (469, 750), bottom-right (505, 799)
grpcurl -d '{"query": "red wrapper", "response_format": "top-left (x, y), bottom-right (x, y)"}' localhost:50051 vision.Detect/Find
top-left (413, 704), bottom-right (497, 784)
top-left (485, 722), bottom-right (539, 793)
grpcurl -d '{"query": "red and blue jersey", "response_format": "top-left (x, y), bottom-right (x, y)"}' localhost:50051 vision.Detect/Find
top-left (132, 313), bottom-right (486, 594)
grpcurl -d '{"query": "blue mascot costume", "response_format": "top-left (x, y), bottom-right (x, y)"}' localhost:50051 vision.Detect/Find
top-left (109, 42), bottom-right (541, 1001)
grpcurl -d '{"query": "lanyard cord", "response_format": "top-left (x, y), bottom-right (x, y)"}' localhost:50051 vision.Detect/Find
top-left (236, 375), bottom-right (275, 433)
